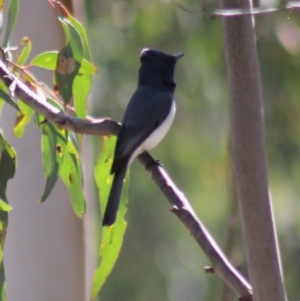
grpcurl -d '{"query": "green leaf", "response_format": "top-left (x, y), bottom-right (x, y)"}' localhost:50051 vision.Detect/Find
top-left (46, 97), bottom-right (64, 111)
top-left (31, 51), bottom-right (96, 75)
top-left (0, 200), bottom-right (12, 212)
top-left (54, 44), bottom-right (78, 104)
top-left (91, 136), bottom-right (128, 299)
top-left (73, 73), bottom-right (92, 119)
top-left (3, 0), bottom-right (19, 48)
top-left (0, 133), bottom-right (15, 299)
top-left (0, 261), bottom-right (5, 301)
top-left (67, 15), bottom-right (91, 61)
top-left (55, 18), bottom-right (84, 105)
top-left (30, 51), bottom-right (58, 70)
top-left (0, 88), bottom-right (19, 112)
top-left (36, 115), bottom-right (67, 202)
top-left (13, 101), bottom-right (33, 138)
top-left (68, 130), bottom-right (80, 154)
top-left (79, 60), bottom-right (97, 75)
top-left (16, 37), bottom-right (32, 66)
top-left (59, 18), bottom-right (83, 63)
top-left (65, 16), bottom-right (95, 121)
top-left (59, 137), bottom-right (86, 218)
top-left (0, 132), bottom-right (16, 203)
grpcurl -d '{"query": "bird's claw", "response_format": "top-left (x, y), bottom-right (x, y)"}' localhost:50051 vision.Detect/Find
top-left (146, 159), bottom-right (163, 170)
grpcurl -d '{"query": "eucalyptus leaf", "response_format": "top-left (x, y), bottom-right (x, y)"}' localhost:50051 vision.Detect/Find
top-left (3, 0), bottom-right (19, 48)
top-left (91, 136), bottom-right (128, 299)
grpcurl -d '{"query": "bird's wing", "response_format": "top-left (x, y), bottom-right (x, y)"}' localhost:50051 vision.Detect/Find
top-left (111, 86), bottom-right (173, 174)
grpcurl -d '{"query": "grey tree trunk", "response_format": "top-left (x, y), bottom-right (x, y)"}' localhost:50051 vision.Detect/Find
top-left (2, 1), bottom-right (85, 300)
top-left (220, 0), bottom-right (287, 301)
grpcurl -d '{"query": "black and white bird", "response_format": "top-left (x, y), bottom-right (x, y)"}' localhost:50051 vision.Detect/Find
top-left (102, 48), bottom-right (183, 226)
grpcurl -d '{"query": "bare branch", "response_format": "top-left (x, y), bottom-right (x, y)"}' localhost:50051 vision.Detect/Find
top-left (172, 0), bottom-right (300, 17)
top-left (0, 59), bottom-right (252, 300)
top-left (138, 152), bottom-right (252, 301)
top-left (172, 208), bottom-right (252, 301)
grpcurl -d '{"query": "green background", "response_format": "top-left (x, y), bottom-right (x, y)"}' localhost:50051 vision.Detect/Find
top-left (84, 1), bottom-right (300, 300)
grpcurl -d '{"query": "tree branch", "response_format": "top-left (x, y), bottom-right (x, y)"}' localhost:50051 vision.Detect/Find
top-left (138, 152), bottom-right (252, 300)
top-left (0, 59), bottom-right (252, 300)
top-left (172, 0), bottom-right (300, 17)
top-left (0, 60), bottom-right (120, 136)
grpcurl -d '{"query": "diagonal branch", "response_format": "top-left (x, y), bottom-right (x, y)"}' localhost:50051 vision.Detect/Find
top-left (138, 153), bottom-right (252, 300)
top-left (0, 59), bottom-right (252, 301)
top-left (0, 60), bottom-right (120, 136)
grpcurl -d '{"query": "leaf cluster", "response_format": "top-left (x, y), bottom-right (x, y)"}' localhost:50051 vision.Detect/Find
top-left (0, 1), bottom-right (120, 299)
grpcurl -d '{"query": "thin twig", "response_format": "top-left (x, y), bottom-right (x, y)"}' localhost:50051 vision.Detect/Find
top-left (172, 0), bottom-right (300, 17)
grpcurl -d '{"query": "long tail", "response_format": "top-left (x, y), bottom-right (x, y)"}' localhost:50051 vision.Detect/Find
top-left (102, 166), bottom-right (127, 226)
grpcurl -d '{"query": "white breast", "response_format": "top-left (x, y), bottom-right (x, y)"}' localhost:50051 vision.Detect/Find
top-left (129, 101), bottom-right (176, 166)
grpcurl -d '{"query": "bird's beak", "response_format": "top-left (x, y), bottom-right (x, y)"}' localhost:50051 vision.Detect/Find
top-left (173, 53), bottom-right (184, 60)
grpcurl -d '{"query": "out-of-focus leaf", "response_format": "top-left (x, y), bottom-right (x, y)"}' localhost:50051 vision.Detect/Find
top-left (0, 133), bottom-right (15, 300)
top-left (0, 48), bottom-right (5, 61)
top-left (3, 0), bottom-right (19, 48)
top-left (68, 131), bottom-right (80, 154)
top-left (0, 200), bottom-right (11, 212)
top-left (0, 9), bottom-right (3, 34)
top-left (0, 262), bottom-right (5, 301)
top-left (59, 137), bottom-right (85, 218)
top-left (0, 81), bottom-right (5, 112)
top-left (0, 0), bottom-right (4, 11)
top-left (13, 101), bottom-right (33, 138)
top-left (91, 136), bottom-right (128, 299)
top-left (0, 88), bottom-right (19, 112)
top-left (16, 37), bottom-right (31, 66)
top-left (0, 132), bottom-right (16, 202)
top-left (36, 115), bottom-right (67, 202)
top-left (46, 97), bottom-right (64, 112)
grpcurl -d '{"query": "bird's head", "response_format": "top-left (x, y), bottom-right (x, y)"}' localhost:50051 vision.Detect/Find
top-left (138, 48), bottom-right (184, 89)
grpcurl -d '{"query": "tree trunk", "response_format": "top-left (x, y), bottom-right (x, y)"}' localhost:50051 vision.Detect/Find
top-left (2, 1), bottom-right (85, 300)
top-left (220, 0), bottom-right (287, 300)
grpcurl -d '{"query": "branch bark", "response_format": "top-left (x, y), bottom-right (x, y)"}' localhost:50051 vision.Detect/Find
top-left (220, 0), bottom-right (287, 300)
top-left (0, 59), bottom-right (252, 300)
top-left (0, 62), bottom-right (119, 136)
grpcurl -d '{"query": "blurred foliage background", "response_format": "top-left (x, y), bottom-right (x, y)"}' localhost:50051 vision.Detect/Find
top-left (81, 0), bottom-right (300, 300)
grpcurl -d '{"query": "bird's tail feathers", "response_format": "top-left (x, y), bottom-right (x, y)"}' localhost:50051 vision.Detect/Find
top-left (102, 166), bottom-right (127, 226)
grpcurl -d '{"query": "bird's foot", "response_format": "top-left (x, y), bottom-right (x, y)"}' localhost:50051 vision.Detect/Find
top-left (146, 159), bottom-right (163, 170)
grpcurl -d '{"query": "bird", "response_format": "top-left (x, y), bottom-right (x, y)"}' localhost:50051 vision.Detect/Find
top-left (102, 48), bottom-right (184, 226)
